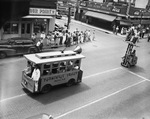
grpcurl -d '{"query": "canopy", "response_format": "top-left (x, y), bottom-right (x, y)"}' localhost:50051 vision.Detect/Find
top-left (85, 11), bottom-right (116, 22)
top-left (22, 15), bottom-right (53, 19)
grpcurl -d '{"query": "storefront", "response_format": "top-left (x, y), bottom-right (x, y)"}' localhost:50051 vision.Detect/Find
top-left (0, 7), bottom-right (56, 40)
top-left (22, 7), bottom-right (56, 38)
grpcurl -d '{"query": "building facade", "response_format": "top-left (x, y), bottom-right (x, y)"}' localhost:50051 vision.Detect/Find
top-left (0, 0), bottom-right (57, 40)
top-left (77, 0), bottom-right (150, 30)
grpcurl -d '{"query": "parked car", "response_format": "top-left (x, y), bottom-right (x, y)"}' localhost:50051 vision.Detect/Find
top-left (56, 14), bottom-right (62, 19)
top-left (55, 23), bottom-right (65, 32)
top-left (0, 37), bottom-right (38, 59)
top-left (0, 37), bottom-right (34, 45)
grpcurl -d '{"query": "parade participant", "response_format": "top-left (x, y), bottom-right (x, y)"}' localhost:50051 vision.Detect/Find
top-left (36, 38), bottom-right (43, 52)
top-left (31, 64), bottom-right (40, 92)
top-left (125, 25), bottom-right (135, 41)
top-left (40, 31), bottom-right (46, 39)
top-left (46, 31), bottom-right (51, 46)
top-left (131, 28), bottom-right (139, 44)
top-left (25, 61), bottom-right (32, 77)
top-left (59, 32), bottom-right (63, 45)
top-left (31, 33), bottom-right (37, 44)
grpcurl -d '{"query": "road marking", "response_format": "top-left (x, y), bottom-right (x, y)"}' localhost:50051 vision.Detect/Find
top-left (0, 67), bottom-right (121, 103)
top-left (0, 93), bottom-right (27, 103)
top-left (127, 70), bottom-right (150, 82)
top-left (83, 67), bottom-right (122, 79)
top-left (55, 79), bottom-right (146, 119)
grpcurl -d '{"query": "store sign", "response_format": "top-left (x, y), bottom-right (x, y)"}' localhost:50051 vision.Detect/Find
top-left (29, 8), bottom-right (56, 15)
top-left (134, 11), bottom-right (140, 15)
top-left (112, 8), bottom-right (120, 13)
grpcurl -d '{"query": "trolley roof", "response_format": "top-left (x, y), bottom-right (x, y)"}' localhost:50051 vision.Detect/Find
top-left (24, 51), bottom-right (85, 64)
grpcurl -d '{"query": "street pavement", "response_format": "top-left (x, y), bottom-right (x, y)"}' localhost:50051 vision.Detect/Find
top-left (0, 18), bottom-right (150, 119)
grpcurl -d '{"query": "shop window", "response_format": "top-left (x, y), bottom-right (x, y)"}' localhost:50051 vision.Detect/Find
top-left (3, 22), bottom-right (18, 34)
top-left (27, 23), bottom-right (31, 33)
top-left (33, 19), bottom-right (46, 33)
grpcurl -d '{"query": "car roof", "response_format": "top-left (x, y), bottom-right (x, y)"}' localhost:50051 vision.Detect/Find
top-left (8, 37), bottom-right (31, 40)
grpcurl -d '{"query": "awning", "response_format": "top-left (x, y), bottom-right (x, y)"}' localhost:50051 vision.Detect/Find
top-left (120, 21), bottom-right (132, 26)
top-left (85, 11), bottom-right (116, 22)
top-left (22, 15), bottom-right (53, 19)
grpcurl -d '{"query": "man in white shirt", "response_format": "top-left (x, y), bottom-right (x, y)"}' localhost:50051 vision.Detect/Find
top-left (36, 39), bottom-right (43, 52)
top-left (31, 64), bottom-right (40, 92)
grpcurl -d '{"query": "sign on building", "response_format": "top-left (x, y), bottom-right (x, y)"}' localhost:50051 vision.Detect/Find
top-left (29, 8), bottom-right (56, 15)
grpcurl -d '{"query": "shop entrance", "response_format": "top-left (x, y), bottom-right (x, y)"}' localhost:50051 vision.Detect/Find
top-left (21, 22), bottom-right (31, 38)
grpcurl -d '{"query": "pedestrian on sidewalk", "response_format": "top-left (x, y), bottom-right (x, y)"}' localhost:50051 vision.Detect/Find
top-left (31, 33), bottom-right (37, 44)
top-left (115, 26), bottom-right (119, 35)
top-left (80, 31), bottom-right (84, 43)
top-left (92, 30), bottom-right (95, 41)
top-left (147, 32), bottom-right (150, 42)
top-left (112, 25), bottom-right (116, 34)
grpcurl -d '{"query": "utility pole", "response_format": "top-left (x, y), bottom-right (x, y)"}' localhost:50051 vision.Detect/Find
top-left (140, 10), bottom-right (143, 25)
top-left (67, 3), bottom-right (71, 29)
top-left (126, 0), bottom-right (131, 17)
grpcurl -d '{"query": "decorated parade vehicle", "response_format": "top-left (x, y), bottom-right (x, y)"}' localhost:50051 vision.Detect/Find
top-left (121, 27), bottom-right (139, 68)
top-left (21, 46), bottom-right (85, 93)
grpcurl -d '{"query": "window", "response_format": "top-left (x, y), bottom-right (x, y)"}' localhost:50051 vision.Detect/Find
top-left (52, 62), bottom-right (59, 74)
top-left (74, 59), bottom-right (80, 70)
top-left (42, 63), bottom-right (51, 75)
top-left (59, 61), bottom-right (66, 73)
top-left (67, 60), bottom-right (74, 71)
top-left (3, 22), bottom-right (19, 34)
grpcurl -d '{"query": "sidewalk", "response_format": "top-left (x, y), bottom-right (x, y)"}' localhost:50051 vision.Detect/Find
top-left (42, 17), bottom-right (127, 52)
top-left (62, 17), bottom-right (126, 38)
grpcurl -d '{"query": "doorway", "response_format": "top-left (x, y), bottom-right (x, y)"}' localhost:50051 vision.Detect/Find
top-left (21, 23), bottom-right (31, 38)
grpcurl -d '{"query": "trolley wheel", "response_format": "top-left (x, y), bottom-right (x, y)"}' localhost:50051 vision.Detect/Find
top-left (66, 79), bottom-right (75, 87)
top-left (0, 52), bottom-right (7, 59)
top-left (41, 84), bottom-right (52, 94)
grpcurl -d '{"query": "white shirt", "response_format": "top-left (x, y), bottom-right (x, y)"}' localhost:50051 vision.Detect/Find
top-left (31, 68), bottom-right (40, 81)
top-left (40, 33), bottom-right (46, 39)
top-left (36, 41), bottom-right (41, 47)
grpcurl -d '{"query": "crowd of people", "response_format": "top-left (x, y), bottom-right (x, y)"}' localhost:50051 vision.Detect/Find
top-left (113, 24), bottom-right (150, 42)
top-left (31, 28), bottom-right (96, 52)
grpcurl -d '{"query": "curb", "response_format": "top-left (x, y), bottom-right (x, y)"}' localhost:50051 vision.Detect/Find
top-left (62, 17), bottom-right (126, 38)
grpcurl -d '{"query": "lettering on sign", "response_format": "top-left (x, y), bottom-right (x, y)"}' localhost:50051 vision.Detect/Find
top-left (134, 11), bottom-right (140, 15)
top-left (29, 8), bottom-right (56, 15)
top-left (112, 8), bottom-right (120, 13)
top-left (43, 71), bottom-right (78, 82)
top-left (80, 2), bottom-right (86, 6)
top-left (67, 72), bottom-right (78, 77)
top-left (43, 74), bottom-right (65, 82)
